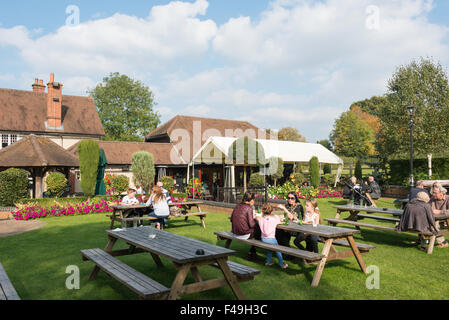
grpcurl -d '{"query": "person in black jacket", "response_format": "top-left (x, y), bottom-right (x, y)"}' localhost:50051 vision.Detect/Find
top-left (408, 180), bottom-right (430, 201)
top-left (343, 176), bottom-right (362, 205)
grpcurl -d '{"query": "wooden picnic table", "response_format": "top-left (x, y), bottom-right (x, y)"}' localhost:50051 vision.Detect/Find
top-left (276, 222), bottom-right (369, 287)
top-left (95, 226), bottom-right (258, 300)
top-left (109, 201), bottom-right (207, 229)
top-left (327, 205), bottom-right (449, 254)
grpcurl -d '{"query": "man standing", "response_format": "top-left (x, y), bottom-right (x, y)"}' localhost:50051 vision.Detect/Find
top-left (429, 184), bottom-right (449, 248)
top-left (408, 180), bottom-right (430, 201)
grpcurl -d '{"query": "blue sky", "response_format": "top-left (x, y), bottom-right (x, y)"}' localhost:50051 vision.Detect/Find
top-left (1, 0), bottom-right (449, 143)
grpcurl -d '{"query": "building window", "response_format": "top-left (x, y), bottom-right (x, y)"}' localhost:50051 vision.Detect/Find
top-left (2, 134), bottom-right (8, 148)
top-left (1, 134), bottom-right (20, 149)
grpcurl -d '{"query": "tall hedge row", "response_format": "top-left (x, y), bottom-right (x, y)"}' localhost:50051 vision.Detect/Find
top-left (389, 158), bottom-right (449, 185)
top-left (0, 168), bottom-right (29, 207)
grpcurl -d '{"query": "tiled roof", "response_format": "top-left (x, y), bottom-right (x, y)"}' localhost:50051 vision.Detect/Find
top-left (0, 135), bottom-right (79, 167)
top-left (0, 88), bottom-right (105, 136)
top-left (68, 141), bottom-right (186, 166)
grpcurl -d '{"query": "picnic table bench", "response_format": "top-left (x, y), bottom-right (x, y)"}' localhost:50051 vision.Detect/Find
top-left (0, 263), bottom-right (20, 300)
top-left (215, 222), bottom-right (374, 287)
top-left (82, 226), bottom-right (259, 300)
top-left (108, 201), bottom-right (207, 229)
top-left (327, 205), bottom-right (449, 254)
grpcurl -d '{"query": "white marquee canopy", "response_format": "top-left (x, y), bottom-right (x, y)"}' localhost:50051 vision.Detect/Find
top-left (191, 136), bottom-right (344, 166)
top-left (188, 136), bottom-right (344, 188)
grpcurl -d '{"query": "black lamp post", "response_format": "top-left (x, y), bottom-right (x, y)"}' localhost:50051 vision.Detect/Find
top-left (407, 103), bottom-right (415, 188)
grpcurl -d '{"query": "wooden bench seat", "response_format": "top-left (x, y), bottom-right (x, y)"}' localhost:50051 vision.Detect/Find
top-left (214, 231), bottom-right (324, 263)
top-left (325, 218), bottom-right (398, 232)
top-left (81, 248), bottom-right (170, 300)
top-left (318, 238), bottom-right (376, 253)
top-left (0, 263), bottom-right (20, 300)
top-left (211, 260), bottom-right (260, 280)
top-left (356, 214), bottom-right (400, 223)
top-left (107, 212), bottom-right (208, 229)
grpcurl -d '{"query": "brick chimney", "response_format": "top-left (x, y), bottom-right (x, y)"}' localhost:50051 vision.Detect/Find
top-left (46, 73), bottom-right (63, 128)
top-left (32, 78), bottom-right (46, 93)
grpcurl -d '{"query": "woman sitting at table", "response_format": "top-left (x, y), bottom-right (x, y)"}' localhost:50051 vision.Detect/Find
top-left (146, 186), bottom-right (170, 230)
top-left (276, 192), bottom-right (303, 249)
top-left (293, 198), bottom-right (321, 253)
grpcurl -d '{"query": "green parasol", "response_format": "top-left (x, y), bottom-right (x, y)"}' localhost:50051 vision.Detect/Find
top-left (95, 148), bottom-right (108, 195)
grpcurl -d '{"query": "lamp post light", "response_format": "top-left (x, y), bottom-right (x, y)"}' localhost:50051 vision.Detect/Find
top-left (407, 103), bottom-right (415, 188)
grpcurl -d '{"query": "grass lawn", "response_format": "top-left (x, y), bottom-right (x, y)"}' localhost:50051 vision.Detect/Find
top-left (1, 197), bottom-right (448, 300)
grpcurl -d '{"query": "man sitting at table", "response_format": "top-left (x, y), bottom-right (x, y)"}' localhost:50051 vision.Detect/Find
top-left (429, 184), bottom-right (449, 248)
top-left (408, 180), bottom-right (430, 201)
top-left (397, 192), bottom-right (438, 250)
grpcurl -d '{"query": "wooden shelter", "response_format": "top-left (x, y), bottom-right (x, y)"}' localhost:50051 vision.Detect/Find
top-left (0, 135), bottom-right (79, 198)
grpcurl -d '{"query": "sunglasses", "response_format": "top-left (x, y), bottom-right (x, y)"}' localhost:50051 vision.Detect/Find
top-left (287, 197), bottom-right (296, 200)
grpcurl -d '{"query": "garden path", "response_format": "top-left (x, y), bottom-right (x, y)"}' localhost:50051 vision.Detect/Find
top-left (0, 218), bottom-right (45, 238)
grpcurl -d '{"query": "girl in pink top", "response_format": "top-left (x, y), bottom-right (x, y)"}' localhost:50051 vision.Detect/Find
top-left (256, 204), bottom-right (288, 269)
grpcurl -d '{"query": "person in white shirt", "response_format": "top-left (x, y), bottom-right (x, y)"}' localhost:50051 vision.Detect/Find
top-left (146, 186), bottom-right (170, 230)
top-left (121, 189), bottom-right (139, 205)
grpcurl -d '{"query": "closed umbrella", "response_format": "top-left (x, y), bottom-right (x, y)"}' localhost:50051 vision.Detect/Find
top-left (95, 149), bottom-right (108, 195)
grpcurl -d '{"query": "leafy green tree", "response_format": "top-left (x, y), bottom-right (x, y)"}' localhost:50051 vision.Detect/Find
top-left (317, 139), bottom-right (333, 152)
top-left (278, 127), bottom-right (306, 142)
top-left (0, 168), bottom-right (29, 206)
top-left (309, 156), bottom-right (320, 188)
top-left (249, 172), bottom-right (265, 187)
top-left (330, 110), bottom-right (375, 158)
top-left (159, 176), bottom-right (174, 192)
top-left (377, 58), bottom-right (449, 160)
top-left (350, 96), bottom-right (387, 116)
top-left (131, 151), bottom-right (155, 194)
top-left (228, 137), bottom-right (266, 191)
top-left (78, 140), bottom-right (100, 199)
top-left (112, 175), bottom-right (129, 196)
top-left (46, 172), bottom-right (67, 198)
top-left (90, 72), bottom-right (160, 141)
top-left (267, 157), bottom-right (284, 187)
top-left (323, 164), bottom-right (332, 175)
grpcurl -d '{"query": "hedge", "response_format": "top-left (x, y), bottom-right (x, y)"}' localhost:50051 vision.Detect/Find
top-left (0, 168), bottom-right (29, 207)
top-left (389, 158), bottom-right (449, 186)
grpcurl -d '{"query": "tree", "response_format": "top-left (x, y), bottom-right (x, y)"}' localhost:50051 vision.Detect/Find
top-left (228, 137), bottom-right (266, 192)
top-left (350, 96), bottom-right (387, 116)
top-left (267, 157), bottom-right (284, 187)
top-left (90, 72), bottom-right (161, 141)
top-left (112, 175), bottom-right (129, 196)
top-left (355, 159), bottom-right (363, 180)
top-left (377, 58), bottom-right (449, 159)
top-left (309, 156), bottom-right (320, 188)
top-left (317, 139), bottom-right (333, 152)
top-left (0, 168), bottom-right (29, 206)
top-left (46, 172), bottom-right (67, 198)
top-left (78, 140), bottom-right (100, 199)
top-left (278, 127), bottom-right (306, 142)
top-left (131, 151), bottom-right (155, 194)
top-left (330, 110), bottom-right (375, 158)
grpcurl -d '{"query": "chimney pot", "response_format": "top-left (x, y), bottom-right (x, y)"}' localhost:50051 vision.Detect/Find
top-left (49, 73), bottom-right (55, 83)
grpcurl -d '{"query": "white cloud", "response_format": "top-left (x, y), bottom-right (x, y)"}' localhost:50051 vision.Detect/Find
top-left (185, 104), bottom-right (212, 116)
top-left (0, 0), bottom-right (217, 75)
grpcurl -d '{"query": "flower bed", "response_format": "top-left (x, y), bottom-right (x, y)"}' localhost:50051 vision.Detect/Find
top-left (12, 198), bottom-right (121, 221)
top-left (268, 186), bottom-right (342, 200)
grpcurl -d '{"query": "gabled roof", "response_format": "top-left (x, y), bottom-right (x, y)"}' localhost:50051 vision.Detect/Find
top-left (68, 141), bottom-right (186, 166)
top-left (0, 135), bottom-right (79, 167)
top-left (0, 88), bottom-right (105, 136)
top-left (145, 115), bottom-right (268, 141)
